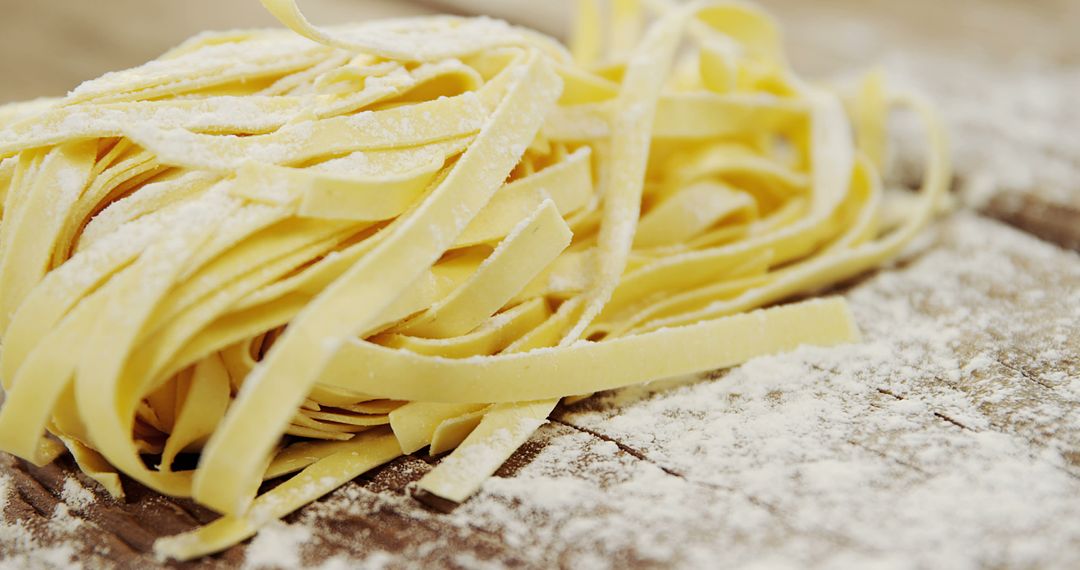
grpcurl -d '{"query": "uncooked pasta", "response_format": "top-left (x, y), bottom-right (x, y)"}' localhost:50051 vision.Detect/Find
top-left (0, 0), bottom-right (948, 559)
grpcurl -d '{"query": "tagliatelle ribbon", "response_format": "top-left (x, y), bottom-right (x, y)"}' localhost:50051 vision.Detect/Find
top-left (0, 0), bottom-right (949, 561)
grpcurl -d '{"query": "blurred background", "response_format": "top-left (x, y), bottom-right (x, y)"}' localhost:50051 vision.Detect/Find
top-left (1, 0), bottom-right (1077, 245)
top-left (1, 0), bottom-right (1076, 103)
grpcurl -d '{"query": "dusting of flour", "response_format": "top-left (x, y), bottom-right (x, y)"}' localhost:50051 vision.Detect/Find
top-left (0, 474), bottom-right (84, 570)
top-left (243, 213), bottom-right (1080, 569)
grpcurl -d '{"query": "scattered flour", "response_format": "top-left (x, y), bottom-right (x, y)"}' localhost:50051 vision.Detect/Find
top-left (1, 3), bottom-right (1077, 568)
top-left (261, 214), bottom-right (1080, 570)
top-left (242, 520), bottom-right (313, 570)
top-left (0, 474), bottom-right (84, 570)
top-left (59, 478), bottom-right (95, 511)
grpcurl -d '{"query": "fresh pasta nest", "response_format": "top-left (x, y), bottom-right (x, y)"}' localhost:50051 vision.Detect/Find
top-left (0, 0), bottom-right (948, 560)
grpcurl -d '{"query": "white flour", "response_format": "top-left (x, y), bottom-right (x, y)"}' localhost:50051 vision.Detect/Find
top-left (242, 520), bottom-right (313, 570)
top-left (1, 2), bottom-right (1078, 567)
top-left (264, 215), bottom-right (1079, 569)
top-left (0, 474), bottom-right (83, 570)
top-left (0, 193), bottom-right (1075, 570)
top-left (59, 478), bottom-right (95, 512)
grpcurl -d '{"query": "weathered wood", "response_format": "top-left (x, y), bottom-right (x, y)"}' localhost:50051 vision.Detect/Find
top-left (2, 214), bottom-right (1078, 568)
top-left (984, 194), bottom-right (1080, 251)
top-left (2, 1), bottom-right (1079, 568)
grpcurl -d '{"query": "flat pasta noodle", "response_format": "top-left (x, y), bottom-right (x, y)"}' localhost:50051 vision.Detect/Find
top-left (0, 0), bottom-right (949, 561)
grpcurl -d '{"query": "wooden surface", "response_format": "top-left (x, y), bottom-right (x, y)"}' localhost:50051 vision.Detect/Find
top-left (3, 213), bottom-right (1078, 569)
top-left (1, 1), bottom-right (1079, 568)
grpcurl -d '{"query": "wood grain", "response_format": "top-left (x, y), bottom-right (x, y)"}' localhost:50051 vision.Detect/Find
top-left (2, 213), bottom-right (1078, 569)
top-left (2, 1), bottom-right (1079, 568)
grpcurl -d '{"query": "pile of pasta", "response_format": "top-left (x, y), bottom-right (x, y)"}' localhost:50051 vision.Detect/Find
top-left (0, 0), bottom-right (948, 560)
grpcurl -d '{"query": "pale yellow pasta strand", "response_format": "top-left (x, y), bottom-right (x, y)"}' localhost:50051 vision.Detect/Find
top-left (0, 0), bottom-right (953, 557)
top-left (155, 429), bottom-right (402, 560)
top-left (321, 297), bottom-right (859, 403)
top-left (192, 51), bottom-right (562, 516)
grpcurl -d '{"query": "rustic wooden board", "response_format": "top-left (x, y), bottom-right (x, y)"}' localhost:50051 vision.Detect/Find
top-left (2, 213), bottom-right (1078, 568)
top-left (1, 1), bottom-right (1078, 568)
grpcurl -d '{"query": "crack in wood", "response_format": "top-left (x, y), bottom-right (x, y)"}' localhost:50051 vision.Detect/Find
top-left (846, 440), bottom-right (931, 476)
top-left (932, 412), bottom-right (971, 431)
top-left (874, 382), bottom-right (1080, 483)
top-left (874, 387), bottom-right (974, 431)
top-left (875, 388), bottom-right (904, 401)
top-left (18, 463), bottom-right (67, 505)
top-left (14, 461), bottom-right (154, 556)
top-left (88, 525), bottom-right (143, 556)
top-left (548, 418), bottom-right (685, 480)
top-left (14, 485), bottom-right (53, 519)
top-left (547, 418), bottom-right (858, 547)
top-left (993, 356), bottom-right (1056, 391)
top-left (154, 498), bottom-right (204, 526)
